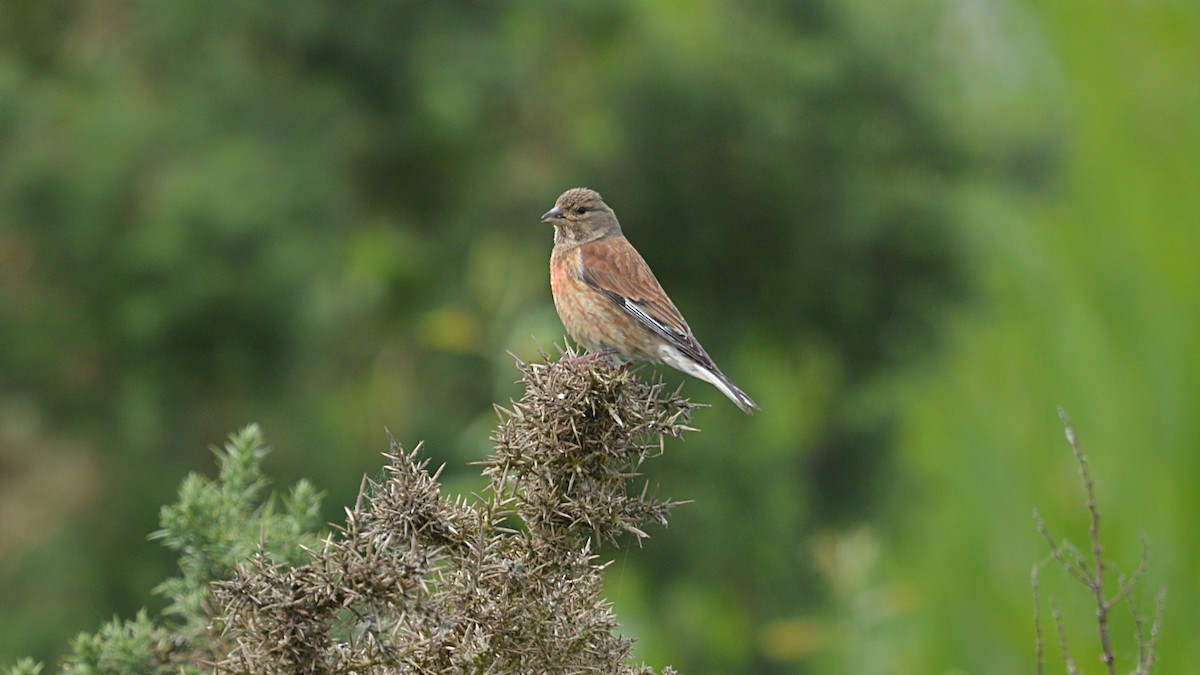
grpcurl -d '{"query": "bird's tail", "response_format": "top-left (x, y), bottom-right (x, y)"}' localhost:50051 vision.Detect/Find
top-left (709, 370), bottom-right (759, 415)
top-left (659, 345), bottom-right (760, 414)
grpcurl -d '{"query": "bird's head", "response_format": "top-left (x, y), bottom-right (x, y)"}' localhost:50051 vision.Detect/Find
top-left (541, 187), bottom-right (621, 246)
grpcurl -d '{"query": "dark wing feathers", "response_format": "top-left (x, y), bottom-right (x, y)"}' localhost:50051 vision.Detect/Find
top-left (578, 237), bottom-right (717, 367)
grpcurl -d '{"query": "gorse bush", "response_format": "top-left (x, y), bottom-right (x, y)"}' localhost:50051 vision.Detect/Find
top-left (14, 352), bottom-right (688, 674)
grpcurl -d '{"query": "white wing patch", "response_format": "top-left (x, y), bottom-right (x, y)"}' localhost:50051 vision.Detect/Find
top-left (623, 299), bottom-right (680, 340)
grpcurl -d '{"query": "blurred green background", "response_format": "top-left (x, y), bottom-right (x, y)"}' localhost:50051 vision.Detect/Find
top-left (1, 1), bottom-right (1196, 672)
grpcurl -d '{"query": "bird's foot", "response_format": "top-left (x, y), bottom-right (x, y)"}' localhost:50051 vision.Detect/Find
top-left (559, 348), bottom-right (619, 365)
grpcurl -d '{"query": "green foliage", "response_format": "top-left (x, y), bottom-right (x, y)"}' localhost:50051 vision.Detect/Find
top-left (891, 3), bottom-right (1200, 671)
top-left (3, 658), bottom-right (42, 675)
top-left (63, 611), bottom-right (171, 675)
top-left (41, 425), bottom-right (325, 674)
top-left (1, 0), bottom-right (1195, 672)
top-left (150, 426), bottom-right (325, 631)
top-left (0, 1), bottom-right (984, 667)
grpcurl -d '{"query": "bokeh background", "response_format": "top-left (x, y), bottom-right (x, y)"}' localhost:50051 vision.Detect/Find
top-left (1, 1), bottom-right (1196, 672)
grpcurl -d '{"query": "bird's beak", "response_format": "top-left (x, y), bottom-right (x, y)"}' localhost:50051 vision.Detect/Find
top-left (541, 206), bottom-right (564, 224)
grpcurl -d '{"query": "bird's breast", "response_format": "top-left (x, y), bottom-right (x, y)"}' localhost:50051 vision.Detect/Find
top-left (549, 249), bottom-right (609, 351)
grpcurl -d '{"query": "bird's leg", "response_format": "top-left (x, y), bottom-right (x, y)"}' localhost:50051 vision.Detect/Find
top-left (559, 348), bottom-right (619, 364)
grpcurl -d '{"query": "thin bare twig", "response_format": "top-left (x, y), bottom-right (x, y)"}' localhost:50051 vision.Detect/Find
top-left (1142, 588), bottom-right (1166, 674)
top-left (1057, 406), bottom-right (1117, 674)
top-left (1032, 564), bottom-right (1045, 675)
top-left (1034, 407), bottom-right (1165, 674)
top-left (1125, 570), bottom-right (1148, 674)
top-left (1050, 597), bottom-right (1079, 675)
top-left (1108, 530), bottom-right (1151, 609)
top-left (1034, 508), bottom-right (1092, 587)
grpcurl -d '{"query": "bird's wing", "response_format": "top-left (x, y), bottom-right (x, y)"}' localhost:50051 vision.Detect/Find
top-left (578, 236), bottom-right (715, 366)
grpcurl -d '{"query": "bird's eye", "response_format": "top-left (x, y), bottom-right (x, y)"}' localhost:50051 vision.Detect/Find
top-left (574, 206), bottom-right (588, 215)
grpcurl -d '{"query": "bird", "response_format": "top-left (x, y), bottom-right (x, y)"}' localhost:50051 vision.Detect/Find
top-left (542, 187), bottom-right (759, 414)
